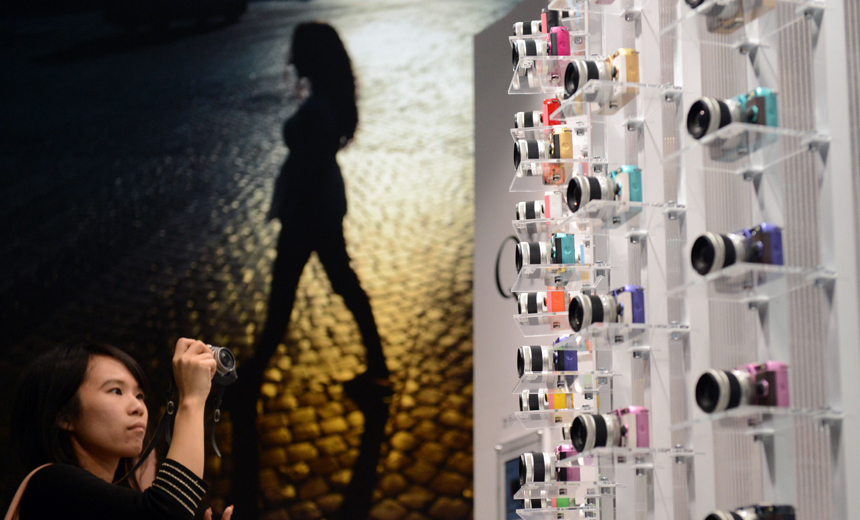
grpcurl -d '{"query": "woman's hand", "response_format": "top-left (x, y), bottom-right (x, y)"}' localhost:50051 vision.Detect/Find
top-left (172, 338), bottom-right (217, 407)
top-left (204, 505), bottom-right (234, 520)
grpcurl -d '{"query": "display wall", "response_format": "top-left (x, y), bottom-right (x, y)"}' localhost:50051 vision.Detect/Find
top-left (474, 0), bottom-right (860, 519)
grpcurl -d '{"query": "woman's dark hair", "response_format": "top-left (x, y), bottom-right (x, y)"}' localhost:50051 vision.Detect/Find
top-left (289, 21), bottom-right (358, 148)
top-left (11, 342), bottom-right (151, 490)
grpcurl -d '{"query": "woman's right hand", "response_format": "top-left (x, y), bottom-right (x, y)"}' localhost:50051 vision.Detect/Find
top-left (172, 338), bottom-right (217, 406)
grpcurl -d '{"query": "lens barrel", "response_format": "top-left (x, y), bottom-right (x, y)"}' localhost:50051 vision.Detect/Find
top-left (570, 414), bottom-right (609, 452)
top-left (704, 512), bottom-right (743, 520)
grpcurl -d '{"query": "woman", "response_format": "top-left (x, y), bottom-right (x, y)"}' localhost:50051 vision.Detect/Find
top-left (228, 21), bottom-right (391, 518)
top-left (6, 339), bottom-right (233, 520)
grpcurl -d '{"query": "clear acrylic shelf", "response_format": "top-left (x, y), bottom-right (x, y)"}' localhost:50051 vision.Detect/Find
top-left (667, 263), bottom-right (836, 301)
top-left (513, 370), bottom-right (617, 393)
top-left (512, 202), bottom-right (681, 241)
top-left (670, 405), bottom-right (844, 431)
top-left (512, 265), bottom-right (612, 293)
top-left (511, 123), bottom-right (590, 143)
top-left (660, 0), bottom-right (823, 49)
top-left (663, 123), bottom-right (824, 176)
top-left (548, 0), bottom-right (659, 18)
top-left (552, 80), bottom-right (682, 124)
top-left (516, 504), bottom-right (597, 520)
top-left (515, 481), bottom-right (618, 500)
top-left (514, 311), bottom-right (573, 337)
top-left (516, 407), bottom-right (598, 429)
top-left (553, 322), bottom-right (690, 350)
top-left (555, 446), bottom-right (698, 467)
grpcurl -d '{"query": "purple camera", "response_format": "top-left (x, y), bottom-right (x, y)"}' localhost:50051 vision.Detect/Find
top-left (691, 223), bottom-right (783, 275)
top-left (695, 361), bottom-right (790, 413)
top-left (568, 285), bottom-right (645, 332)
top-left (554, 444), bottom-right (580, 482)
top-left (518, 345), bottom-right (578, 377)
top-left (570, 406), bottom-right (650, 452)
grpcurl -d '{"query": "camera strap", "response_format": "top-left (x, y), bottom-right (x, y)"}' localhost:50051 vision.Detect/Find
top-left (206, 384), bottom-right (227, 457)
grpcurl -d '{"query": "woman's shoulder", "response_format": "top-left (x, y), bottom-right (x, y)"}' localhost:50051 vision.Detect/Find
top-left (24, 463), bottom-right (100, 495)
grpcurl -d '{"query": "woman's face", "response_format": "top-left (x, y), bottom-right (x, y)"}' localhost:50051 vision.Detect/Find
top-left (66, 355), bottom-right (148, 462)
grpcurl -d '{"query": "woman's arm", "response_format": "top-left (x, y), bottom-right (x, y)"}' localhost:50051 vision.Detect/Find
top-left (20, 462), bottom-right (208, 520)
top-left (165, 338), bottom-right (217, 479)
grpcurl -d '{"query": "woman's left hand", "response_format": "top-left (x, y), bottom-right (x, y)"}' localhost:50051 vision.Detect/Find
top-left (204, 505), bottom-right (234, 520)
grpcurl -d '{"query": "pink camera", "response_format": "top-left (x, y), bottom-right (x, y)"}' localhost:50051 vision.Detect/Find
top-left (554, 444), bottom-right (580, 482)
top-left (549, 26), bottom-right (571, 57)
top-left (695, 360), bottom-right (789, 413)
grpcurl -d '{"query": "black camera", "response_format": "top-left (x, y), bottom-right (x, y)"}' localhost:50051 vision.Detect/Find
top-left (705, 504), bottom-right (795, 520)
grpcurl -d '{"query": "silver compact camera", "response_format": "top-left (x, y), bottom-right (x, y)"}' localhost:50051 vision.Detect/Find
top-left (209, 345), bottom-right (238, 385)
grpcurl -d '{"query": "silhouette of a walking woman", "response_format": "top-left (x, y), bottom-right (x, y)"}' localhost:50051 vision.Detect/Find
top-left (229, 21), bottom-right (392, 520)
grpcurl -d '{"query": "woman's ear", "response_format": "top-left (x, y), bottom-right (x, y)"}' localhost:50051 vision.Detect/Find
top-left (58, 413), bottom-right (74, 432)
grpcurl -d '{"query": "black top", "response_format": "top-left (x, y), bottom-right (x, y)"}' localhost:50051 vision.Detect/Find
top-left (268, 93), bottom-right (348, 227)
top-left (18, 459), bottom-right (209, 520)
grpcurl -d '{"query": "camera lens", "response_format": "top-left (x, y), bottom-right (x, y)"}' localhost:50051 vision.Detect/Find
top-left (695, 370), bottom-right (744, 413)
top-left (515, 243), bottom-right (524, 272)
top-left (513, 142), bottom-right (522, 169)
top-left (570, 414), bottom-right (608, 452)
top-left (564, 62), bottom-right (581, 96)
top-left (686, 100), bottom-right (712, 140)
top-left (569, 295), bottom-right (585, 331)
top-left (517, 348), bottom-right (525, 377)
top-left (690, 235), bottom-right (718, 275)
top-left (567, 177), bottom-right (583, 213)
top-left (511, 42), bottom-right (520, 71)
top-left (685, 0), bottom-right (707, 7)
top-left (695, 372), bottom-right (723, 413)
top-left (218, 348), bottom-right (235, 370)
top-left (704, 513), bottom-right (742, 520)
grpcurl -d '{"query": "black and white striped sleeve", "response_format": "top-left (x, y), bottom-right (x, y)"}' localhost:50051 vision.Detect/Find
top-left (150, 459), bottom-right (209, 516)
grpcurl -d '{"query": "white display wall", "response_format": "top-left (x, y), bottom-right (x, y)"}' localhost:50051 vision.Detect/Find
top-left (473, 0), bottom-right (860, 519)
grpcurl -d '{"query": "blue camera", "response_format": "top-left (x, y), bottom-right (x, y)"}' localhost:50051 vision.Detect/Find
top-left (517, 345), bottom-right (578, 377)
top-left (568, 285), bottom-right (645, 332)
top-left (686, 87), bottom-right (778, 161)
top-left (610, 165), bottom-right (643, 203)
top-left (691, 222), bottom-right (783, 275)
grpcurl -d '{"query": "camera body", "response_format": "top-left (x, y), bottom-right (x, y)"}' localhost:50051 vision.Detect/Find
top-left (692, 0), bottom-right (777, 34)
top-left (516, 233), bottom-right (583, 271)
top-left (549, 26), bottom-right (571, 56)
top-left (569, 406), bottom-right (650, 452)
top-left (519, 389), bottom-right (574, 411)
top-left (209, 345), bottom-right (238, 385)
top-left (554, 444), bottom-right (581, 483)
top-left (696, 361), bottom-right (790, 413)
top-left (515, 110), bottom-right (543, 129)
top-left (612, 285), bottom-right (646, 325)
top-left (566, 175), bottom-right (619, 213)
top-left (551, 232), bottom-right (580, 264)
top-left (563, 49), bottom-right (640, 115)
top-left (705, 504), bottom-right (795, 520)
top-left (686, 87), bottom-right (779, 161)
top-left (690, 223), bottom-right (784, 275)
top-left (513, 20), bottom-right (543, 36)
top-left (518, 345), bottom-right (579, 377)
top-left (518, 291), bottom-right (570, 314)
top-left (611, 165), bottom-right (643, 203)
top-left (568, 285), bottom-right (645, 332)
top-left (543, 98), bottom-right (561, 126)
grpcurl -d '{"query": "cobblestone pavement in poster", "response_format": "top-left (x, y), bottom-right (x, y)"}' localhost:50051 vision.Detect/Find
top-left (0, 0), bottom-right (519, 518)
